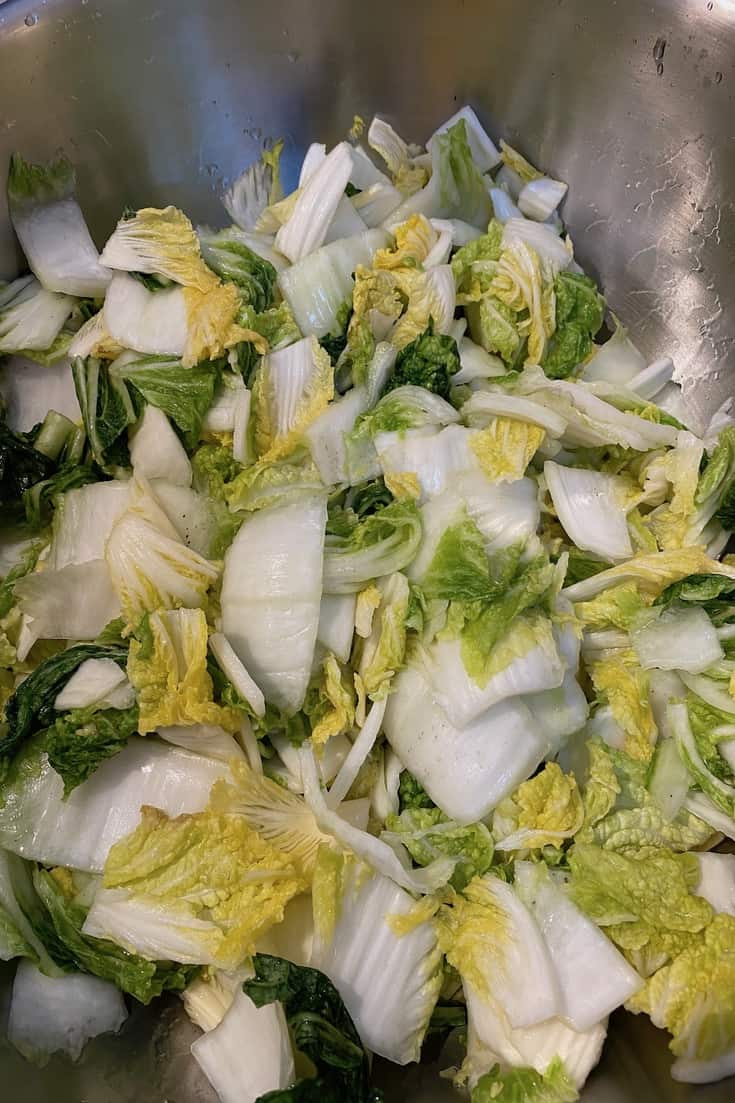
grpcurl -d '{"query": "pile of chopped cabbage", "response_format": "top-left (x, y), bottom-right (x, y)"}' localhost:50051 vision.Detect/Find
top-left (2, 106), bottom-right (735, 1102)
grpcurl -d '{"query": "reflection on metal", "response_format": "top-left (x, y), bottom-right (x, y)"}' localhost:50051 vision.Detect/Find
top-left (0, 0), bottom-right (734, 1099)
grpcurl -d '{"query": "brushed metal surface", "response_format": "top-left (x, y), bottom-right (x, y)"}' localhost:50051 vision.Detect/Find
top-left (0, 0), bottom-right (734, 1099)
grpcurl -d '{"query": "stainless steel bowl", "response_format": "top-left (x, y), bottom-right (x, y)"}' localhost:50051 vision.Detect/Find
top-left (1, 0), bottom-right (734, 1098)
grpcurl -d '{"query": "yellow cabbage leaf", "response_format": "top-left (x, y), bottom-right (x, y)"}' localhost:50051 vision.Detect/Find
top-left (470, 417), bottom-right (546, 483)
top-left (589, 656), bottom-right (657, 762)
top-left (128, 608), bottom-right (240, 734)
top-left (97, 805), bottom-right (305, 968)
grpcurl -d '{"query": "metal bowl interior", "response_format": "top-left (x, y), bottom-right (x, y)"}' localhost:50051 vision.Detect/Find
top-left (1, 0), bottom-right (734, 1099)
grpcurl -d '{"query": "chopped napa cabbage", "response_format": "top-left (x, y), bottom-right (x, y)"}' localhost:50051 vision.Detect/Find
top-left (350, 384), bottom-right (460, 445)
top-left (518, 176), bottom-right (568, 222)
top-left (645, 430), bottom-right (706, 550)
top-left (54, 658), bottom-right (133, 712)
top-left (451, 219), bottom-right (503, 293)
top-left (574, 738), bottom-right (713, 855)
top-left (71, 355), bottom-right (136, 471)
top-left (322, 499), bottom-right (422, 594)
top-left (374, 424), bottom-right (478, 499)
top-left (223, 141), bottom-right (285, 231)
top-left (252, 334), bottom-right (334, 461)
top-left (208, 631), bottom-right (266, 718)
top-left (100, 206), bottom-right (217, 291)
top-left (515, 368), bottom-right (678, 452)
top-left (514, 861), bottom-right (642, 1030)
top-left (388, 266), bottom-right (457, 350)
top-left (191, 985), bottom-right (295, 1103)
top-left (317, 592), bottom-right (357, 663)
top-left (102, 272), bottom-right (186, 354)
top-left (311, 855), bottom-right (443, 1064)
top-left (224, 450), bottom-right (323, 514)
top-left (492, 763), bottom-right (584, 852)
top-left (197, 225), bottom-right (279, 310)
top-left (103, 271), bottom-right (258, 368)
top-left (464, 994), bottom-right (606, 1094)
top-left (211, 758), bottom-right (333, 877)
top-left (325, 696), bottom-right (386, 806)
top-left (409, 476), bottom-right (540, 581)
top-left (352, 179), bottom-right (404, 226)
top-left (374, 212), bottom-right (438, 269)
top-left (66, 310), bottom-right (124, 360)
top-left (631, 605), bottom-right (723, 673)
top-left (129, 404), bottom-right (192, 486)
top-left (300, 744), bottom-right (453, 893)
top-left (488, 185), bottom-right (523, 223)
top-left (221, 494), bottom-right (326, 713)
top-left (499, 141), bottom-right (543, 184)
top-left (502, 220), bottom-right (573, 275)
top-left (384, 665), bottom-right (548, 823)
top-left (156, 723), bottom-right (245, 762)
top-left (628, 914), bottom-right (735, 1083)
top-left (202, 372), bottom-right (247, 433)
top-left (356, 571), bottom-right (410, 701)
top-left (482, 237), bottom-right (556, 366)
top-left (382, 807), bottom-right (494, 892)
top-left (82, 805), bottom-right (305, 967)
top-left (454, 336), bottom-right (508, 384)
top-left (426, 607), bottom-right (564, 728)
top-left (278, 228), bottom-right (389, 337)
top-left (7, 960), bottom-right (127, 1066)
top-left (0, 848), bottom-right (60, 974)
top-left (470, 1058), bottom-right (578, 1103)
top-left (583, 321), bottom-right (646, 384)
top-left (388, 119), bottom-right (493, 230)
top-left (149, 479), bottom-right (237, 558)
top-left (386, 322), bottom-right (461, 401)
top-left (368, 117), bottom-right (422, 184)
top-left (242, 951), bottom-right (380, 1099)
top-left (428, 107), bottom-right (499, 175)
top-left (670, 700), bottom-right (735, 820)
top-left (127, 608), bottom-right (240, 734)
top-left (462, 390), bottom-right (568, 437)
top-left (0, 737), bottom-right (227, 872)
top-left (563, 547), bottom-right (735, 603)
top-left (106, 479), bottom-right (219, 625)
top-left (525, 673), bottom-right (590, 751)
top-left (588, 657), bottom-right (657, 763)
top-left (544, 461), bottom-right (634, 561)
top-left (8, 107), bottom-right (735, 1097)
top-left (7, 154), bottom-right (111, 297)
top-left (696, 852), bottom-right (735, 918)
top-left (568, 843), bottom-right (712, 976)
top-left (15, 559), bottom-right (121, 649)
top-left (573, 581), bottom-right (647, 631)
top-left (0, 276), bottom-right (74, 354)
top-left (305, 651), bottom-right (357, 746)
top-left (438, 874), bottom-right (561, 1030)
top-left (541, 271), bottom-right (605, 380)
top-left (275, 142), bottom-right (353, 262)
top-left (470, 417), bottom-right (546, 483)
top-left (306, 386), bottom-right (369, 485)
top-left (110, 350), bottom-right (222, 450)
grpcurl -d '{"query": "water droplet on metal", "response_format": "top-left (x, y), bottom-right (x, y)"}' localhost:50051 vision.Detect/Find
top-left (653, 36), bottom-right (667, 62)
top-left (24, 12), bottom-right (38, 25)
top-left (715, 71), bottom-right (723, 84)
top-left (656, 62), bottom-right (664, 76)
